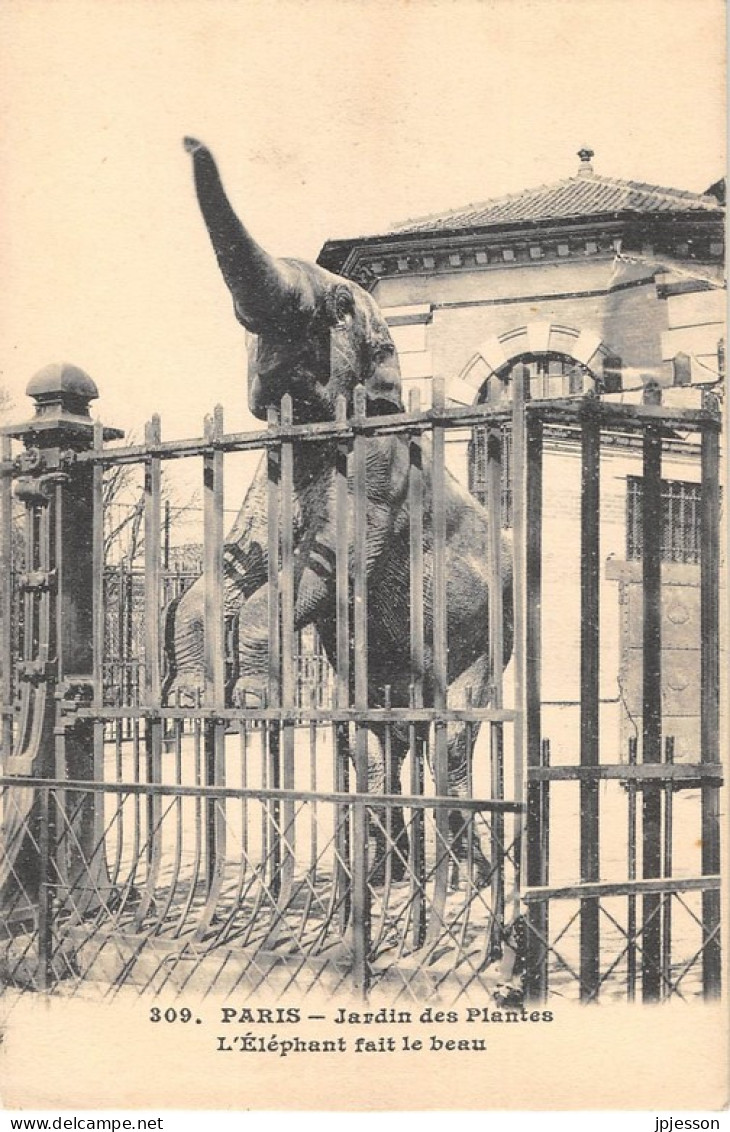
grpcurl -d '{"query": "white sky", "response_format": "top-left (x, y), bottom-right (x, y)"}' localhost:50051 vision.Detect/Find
top-left (0, 0), bottom-right (726, 441)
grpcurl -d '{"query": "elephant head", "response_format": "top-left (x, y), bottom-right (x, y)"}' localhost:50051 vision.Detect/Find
top-left (183, 137), bottom-right (403, 423)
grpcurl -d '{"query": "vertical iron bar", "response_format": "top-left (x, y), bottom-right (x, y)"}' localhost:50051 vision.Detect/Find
top-left (525, 413), bottom-right (546, 1000)
top-left (92, 422), bottom-right (105, 712)
top-left (334, 393), bottom-right (350, 933)
top-left (580, 406), bottom-right (601, 1001)
top-left (351, 383), bottom-right (370, 996)
top-left (511, 367), bottom-right (527, 923)
top-left (91, 422), bottom-right (107, 891)
top-left (486, 424), bottom-right (505, 951)
top-left (408, 388), bottom-right (426, 948)
top-left (279, 394), bottom-right (296, 901)
top-left (37, 786), bottom-right (52, 991)
top-left (144, 417), bottom-right (163, 872)
top-left (700, 423), bottom-right (721, 997)
top-left (203, 407), bottom-right (226, 904)
top-left (641, 424), bottom-right (662, 1002)
top-left (266, 406), bottom-right (282, 898)
top-left (627, 735), bottom-right (638, 1001)
top-left (116, 562), bottom-right (124, 704)
top-left (125, 563), bottom-right (133, 731)
top-left (428, 378), bottom-right (449, 944)
top-left (131, 417), bottom-right (163, 930)
top-left (164, 499), bottom-right (171, 571)
top-left (1, 435), bottom-right (13, 760)
top-left (662, 735), bottom-right (674, 997)
top-left (540, 739), bottom-right (550, 885)
top-left (308, 684), bottom-right (318, 875)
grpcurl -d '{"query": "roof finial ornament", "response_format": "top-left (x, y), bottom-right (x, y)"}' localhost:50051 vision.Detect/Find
top-left (577, 146), bottom-right (595, 176)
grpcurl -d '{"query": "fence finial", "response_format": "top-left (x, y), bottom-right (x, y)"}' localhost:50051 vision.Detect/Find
top-left (3, 363), bottom-right (123, 446)
top-left (26, 362), bottom-right (98, 419)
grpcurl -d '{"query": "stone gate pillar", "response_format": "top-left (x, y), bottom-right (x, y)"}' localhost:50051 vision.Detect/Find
top-left (0, 364), bottom-right (121, 913)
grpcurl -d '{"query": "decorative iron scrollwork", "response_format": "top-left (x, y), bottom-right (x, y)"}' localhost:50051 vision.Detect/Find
top-left (57, 679), bottom-right (95, 714)
top-left (14, 471), bottom-right (71, 505)
top-left (14, 447), bottom-right (43, 474)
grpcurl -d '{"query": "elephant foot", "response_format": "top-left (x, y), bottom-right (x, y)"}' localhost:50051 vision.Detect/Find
top-left (448, 809), bottom-right (493, 890)
top-left (163, 671), bottom-right (205, 708)
top-left (448, 854), bottom-right (493, 892)
top-left (368, 811), bottom-right (410, 886)
top-left (231, 679), bottom-right (268, 708)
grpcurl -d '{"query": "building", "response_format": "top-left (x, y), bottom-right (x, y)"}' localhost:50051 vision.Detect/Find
top-left (319, 150), bottom-right (726, 762)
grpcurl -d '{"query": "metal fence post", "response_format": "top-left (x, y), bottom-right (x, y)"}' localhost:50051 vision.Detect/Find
top-left (700, 421), bottom-right (721, 997)
top-left (0, 434), bottom-right (12, 763)
top-left (579, 400), bottom-right (601, 1001)
top-left (524, 408), bottom-right (546, 1001)
top-left (37, 784), bottom-right (53, 990)
top-left (641, 412), bottom-right (663, 1002)
top-left (351, 384), bottom-right (371, 997)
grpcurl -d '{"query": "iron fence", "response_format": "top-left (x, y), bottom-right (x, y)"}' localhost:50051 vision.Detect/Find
top-left (0, 368), bottom-right (723, 1004)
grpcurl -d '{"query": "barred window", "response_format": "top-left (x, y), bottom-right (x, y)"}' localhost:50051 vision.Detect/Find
top-left (626, 476), bottom-right (702, 564)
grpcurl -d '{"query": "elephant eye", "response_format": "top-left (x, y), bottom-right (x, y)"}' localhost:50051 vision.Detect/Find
top-left (372, 340), bottom-right (395, 361)
top-left (328, 285), bottom-right (354, 324)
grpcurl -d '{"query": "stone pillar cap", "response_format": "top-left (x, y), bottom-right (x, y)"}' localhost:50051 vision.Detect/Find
top-left (2, 362), bottom-right (122, 444)
top-left (27, 363), bottom-right (99, 405)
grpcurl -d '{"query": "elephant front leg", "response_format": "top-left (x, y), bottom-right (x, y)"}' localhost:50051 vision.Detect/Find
top-left (444, 654), bottom-right (493, 889)
top-left (163, 459), bottom-right (270, 706)
top-left (163, 545), bottom-right (268, 706)
top-left (363, 724), bottom-right (410, 886)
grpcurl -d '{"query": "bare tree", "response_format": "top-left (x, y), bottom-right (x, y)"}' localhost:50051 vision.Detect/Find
top-left (0, 385), bottom-right (14, 419)
top-left (101, 436), bottom-right (199, 566)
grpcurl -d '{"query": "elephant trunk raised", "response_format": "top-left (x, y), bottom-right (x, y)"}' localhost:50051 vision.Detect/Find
top-left (183, 136), bottom-right (402, 423)
top-left (184, 136), bottom-right (308, 337)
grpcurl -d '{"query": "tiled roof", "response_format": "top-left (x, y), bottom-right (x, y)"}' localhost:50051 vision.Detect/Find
top-left (387, 174), bottom-right (723, 236)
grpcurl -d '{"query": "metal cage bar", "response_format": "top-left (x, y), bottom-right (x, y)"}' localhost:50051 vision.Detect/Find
top-left (524, 413), bottom-right (546, 1000)
top-left (351, 384), bottom-right (371, 995)
top-left (266, 406), bottom-right (282, 898)
top-left (700, 423), bottom-right (721, 997)
top-left (426, 378), bottom-right (450, 945)
top-left (408, 386), bottom-right (426, 949)
top-left (279, 394), bottom-right (297, 905)
top-left (198, 405), bottom-right (227, 935)
top-left (334, 392), bottom-right (351, 935)
top-left (579, 408), bottom-right (601, 1001)
top-left (1, 435), bottom-right (12, 759)
top-left (486, 424), bottom-right (506, 955)
top-left (641, 423), bottom-right (663, 1002)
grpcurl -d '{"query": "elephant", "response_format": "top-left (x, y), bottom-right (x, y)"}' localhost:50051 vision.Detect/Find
top-left (165, 137), bottom-right (513, 885)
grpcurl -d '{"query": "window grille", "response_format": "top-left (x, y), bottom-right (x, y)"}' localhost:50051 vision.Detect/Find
top-left (626, 476), bottom-right (703, 564)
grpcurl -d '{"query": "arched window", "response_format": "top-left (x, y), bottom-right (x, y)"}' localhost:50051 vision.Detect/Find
top-left (468, 352), bottom-right (598, 526)
top-left (481, 352), bottom-right (597, 403)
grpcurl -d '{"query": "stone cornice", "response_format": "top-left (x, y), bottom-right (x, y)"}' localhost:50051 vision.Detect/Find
top-left (319, 212), bottom-right (724, 289)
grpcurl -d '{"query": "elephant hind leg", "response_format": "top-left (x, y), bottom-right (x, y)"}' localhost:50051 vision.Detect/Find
top-left (162, 583), bottom-right (206, 706)
top-left (364, 725), bottom-right (410, 886)
top-left (161, 594), bottom-right (183, 704)
top-left (445, 654), bottom-right (493, 888)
